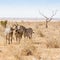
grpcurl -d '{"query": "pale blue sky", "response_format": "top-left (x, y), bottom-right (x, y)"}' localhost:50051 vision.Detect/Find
top-left (0, 0), bottom-right (60, 18)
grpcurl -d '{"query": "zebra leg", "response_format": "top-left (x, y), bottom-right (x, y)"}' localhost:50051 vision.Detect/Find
top-left (11, 36), bottom-right (12, 44)
top-left (29, 35), bottom-right (32, 39)
top-left (16, 36), bottom-right (18, 42)
top-left (6, 35), bottom-right (7, 44)
top-left (19, 38), bottom-right (20, 44)
top-left (19, 37), bottom-right (21, 44)
top-left (8, 36), bottom-right (10, 44)
top-left (24, 33), bottom-right (27, 39)
top-left (15, 33), bottom-right (18, 42)
top-left (8, 40), bottom-right (10, 44)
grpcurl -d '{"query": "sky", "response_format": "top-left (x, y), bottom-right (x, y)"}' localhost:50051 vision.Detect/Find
top-left (0, 0), bottom-right (60, 18)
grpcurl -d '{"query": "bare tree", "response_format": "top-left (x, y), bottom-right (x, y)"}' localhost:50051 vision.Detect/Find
top-left (39, 10), bottom-right (57, 28)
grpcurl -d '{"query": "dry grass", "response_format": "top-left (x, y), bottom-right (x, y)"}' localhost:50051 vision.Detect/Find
top-left (0, 21), bottom-right (60, 60)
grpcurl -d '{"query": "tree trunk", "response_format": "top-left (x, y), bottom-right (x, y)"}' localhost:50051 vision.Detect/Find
top-left (46, 20), bottom-right (48, 28)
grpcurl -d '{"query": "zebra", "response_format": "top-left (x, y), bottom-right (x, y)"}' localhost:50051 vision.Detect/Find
top-left (23, 27), bottom-right (34, 39)
top-left (4, 26), bottom-right (14, 44)
top-left (19, 25), bottom-right (34, 39)
top-left (13, 24), bottom-right (24, 43)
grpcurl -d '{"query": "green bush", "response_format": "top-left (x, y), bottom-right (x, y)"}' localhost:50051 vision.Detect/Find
top-left (0, 20), bottom-right (7, 28)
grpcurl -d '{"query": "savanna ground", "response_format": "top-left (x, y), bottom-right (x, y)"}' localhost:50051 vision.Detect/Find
top-left (0, 20), bottom-right (60, 60)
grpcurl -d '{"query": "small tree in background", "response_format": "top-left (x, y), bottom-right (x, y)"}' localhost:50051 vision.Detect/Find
top-left (39, 10), bottom-right (57, 28)
top-left (0, 20), bottom-right (7, 28)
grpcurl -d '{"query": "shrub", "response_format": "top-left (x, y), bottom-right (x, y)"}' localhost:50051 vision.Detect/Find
top-left (39, 32), bottom-right (44, 37)
top-left (21, 46), bottom-right (36, 56)
top-left (0, 20), bottom-right (7, 28)
top-left (47, 40), bottom-right (59, 48)
top-left (38, 30), bottom-right (44, 37)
